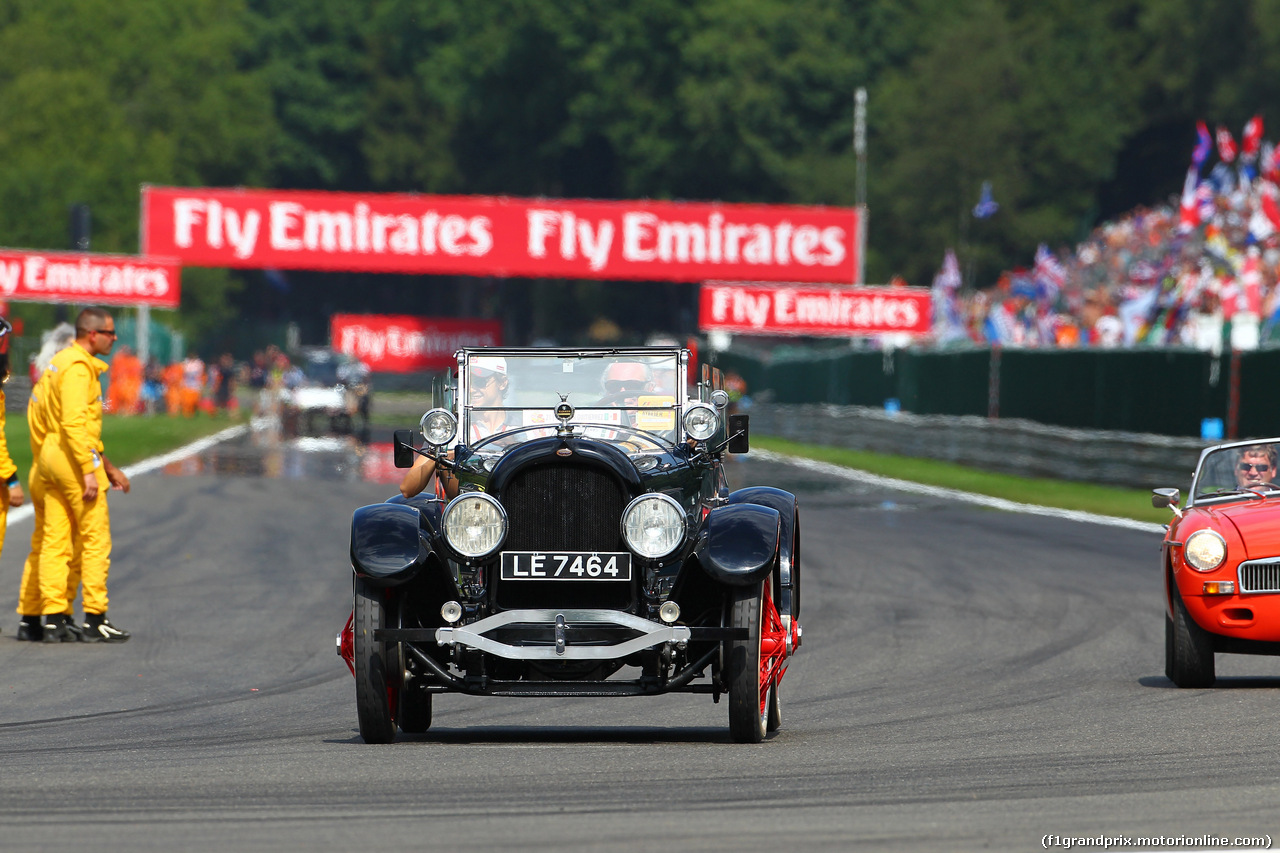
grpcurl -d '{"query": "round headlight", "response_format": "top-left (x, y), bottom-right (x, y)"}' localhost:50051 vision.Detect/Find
top-left (442, 493), bottom-right (507, 558)
top-left (621, 494), bottom-right (687, 559)
top-left (683, 404), bottom-right (719, 442)
top-left (1184, 529), bottom-right (1227, 572)
top-left (420, 408), bottom-right (457, 447)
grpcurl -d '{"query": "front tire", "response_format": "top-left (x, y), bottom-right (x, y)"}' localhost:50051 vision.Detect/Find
top-left (727, 579), bottom-right (771, 743)
top-left (354, 577), bottom-right (399, 743)
top-left (1166, 583), bottom-right (1215, 688)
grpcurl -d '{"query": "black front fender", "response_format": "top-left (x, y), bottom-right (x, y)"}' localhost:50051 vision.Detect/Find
top-left (350, 503), bottom-right (430, 586)
top-left (694, 503), bottom-right (780, 587)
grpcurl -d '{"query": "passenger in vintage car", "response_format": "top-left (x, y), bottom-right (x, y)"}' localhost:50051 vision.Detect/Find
top-left (398, 355), bottom-right (514, 502)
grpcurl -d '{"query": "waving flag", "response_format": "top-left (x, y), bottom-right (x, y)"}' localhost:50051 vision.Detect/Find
top-left (973, 181), bottom-right (999, 219)
top-left (1217, 125), bottom-right (1238, 163)
top-left (932, 249), bottom-right (962, 292)
top-left (1262, 142), bottom-right (1277, 181)
top-left (1196, 177), bottom-right (1216, 224)
top-left (1179, 166), bottom-right (1201, 232)
top-left (1033, 244), bottom-right (1065, 308)
top-left (1262, 186), bottom-right (1280, 230)
top-left (1034, 244), bottom-right (1066, 288)
top-left (931, 250), bottom-right (966, 343)
top-left (1193, 121), bottom-right (1213, 168)
top-left (1242, 115), bottom-right (1265, 162)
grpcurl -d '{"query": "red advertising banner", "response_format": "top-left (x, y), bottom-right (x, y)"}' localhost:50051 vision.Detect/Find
top-left (331, 314), bottom-right (502, 372)
top-left (0, 249), bottom-right (180, 308)
top-left (142, 186), bottom-right (858, 284)
top-left (699, 282), bottom-right (931, 337)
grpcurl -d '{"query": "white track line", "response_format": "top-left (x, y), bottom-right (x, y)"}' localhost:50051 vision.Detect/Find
top-left (5, 422), bottom-right (251, 527)
top-left (751, 448), bottom-right (1167, 534)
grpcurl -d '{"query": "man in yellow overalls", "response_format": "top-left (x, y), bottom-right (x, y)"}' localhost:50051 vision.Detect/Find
top-left (15, 323), bottom-right (73, 639)
top-left (36, 308), bottom-right (131, 643)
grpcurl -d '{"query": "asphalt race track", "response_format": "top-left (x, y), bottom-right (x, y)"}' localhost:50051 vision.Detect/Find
top-left (1, 428), bottom-right (1276, 852)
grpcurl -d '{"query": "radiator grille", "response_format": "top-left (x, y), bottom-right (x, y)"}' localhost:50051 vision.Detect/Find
top-left (1238, 560), bottom-right (1280, 593)
top-left (496, 461), bottom-right (632, 610)
top-left (501, 462), bottom-right (628, 552)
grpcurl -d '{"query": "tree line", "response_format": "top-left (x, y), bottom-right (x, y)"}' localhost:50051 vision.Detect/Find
top-left (0, 0), bottom-right (1275, 348)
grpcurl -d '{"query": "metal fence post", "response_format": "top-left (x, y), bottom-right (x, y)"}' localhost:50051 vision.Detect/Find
top-left (987, 346), bottom-right (1001, 419)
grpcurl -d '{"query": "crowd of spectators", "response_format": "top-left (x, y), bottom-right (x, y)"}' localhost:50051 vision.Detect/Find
top-left (931, 116), bottom-right (1280, 352)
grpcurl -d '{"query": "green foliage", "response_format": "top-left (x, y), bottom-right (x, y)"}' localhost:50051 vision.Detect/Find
top-left (0, 0), bottom-right (276, 253)
top-left (870, 0), bottom-right (1144, 285)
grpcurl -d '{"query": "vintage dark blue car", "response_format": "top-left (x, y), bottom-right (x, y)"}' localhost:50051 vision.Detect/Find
top-left (339, 346), bottom-right (801, 743)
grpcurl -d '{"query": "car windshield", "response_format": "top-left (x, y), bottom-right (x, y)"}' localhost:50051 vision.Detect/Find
top-left (303, 353), bottom-right (340, 385)
top-left (1193, 441), bottom-right (1280, 503)
top-left (459, 350), bottom-right (685, 452)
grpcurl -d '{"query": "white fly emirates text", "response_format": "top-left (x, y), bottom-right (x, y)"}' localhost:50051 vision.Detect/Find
top-left (156, 191), bottom-right (853, 280)
top-left (0, 254), bottom-right (177, 305)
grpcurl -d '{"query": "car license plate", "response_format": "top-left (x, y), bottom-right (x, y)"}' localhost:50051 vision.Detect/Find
top-left (500, 551), bottom-right (632, 581)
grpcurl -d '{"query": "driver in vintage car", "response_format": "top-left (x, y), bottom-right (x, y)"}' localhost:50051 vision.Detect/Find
top-left (398, 356), bottom-right (515, 501)
top-left (1235, 444), bottom-right (1278, 489)
top-left (597, 360), bottom-right (653, 407)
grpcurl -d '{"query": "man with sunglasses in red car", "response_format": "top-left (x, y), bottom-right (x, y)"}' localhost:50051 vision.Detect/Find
top-left (1235, 444), bottom-right (1279, 489)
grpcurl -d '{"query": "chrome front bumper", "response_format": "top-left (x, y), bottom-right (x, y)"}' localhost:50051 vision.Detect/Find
top-left (435, 609), bottom-right (691, 661)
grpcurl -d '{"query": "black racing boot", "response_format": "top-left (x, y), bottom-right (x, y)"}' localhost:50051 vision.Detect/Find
top-left (15, 615), bottom-right (41, 642)
top-left (41, 614), bottom-right (71, 643)
top-left (82, 613), bottom-right (130, 643)
top-left (64, 615), bottom-right (85, 643)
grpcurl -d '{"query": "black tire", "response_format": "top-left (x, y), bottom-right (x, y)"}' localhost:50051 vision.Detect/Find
top-left (354, 577), bottom-right (398, 743)
top-left (1166, 583), bottom-right (1215, 688)
top-left (398, 689), bottom-right (433, 734)
top-left (727, 579), bottom-right (770, 743)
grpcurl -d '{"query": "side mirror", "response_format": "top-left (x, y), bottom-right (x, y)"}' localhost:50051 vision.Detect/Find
top-left (393, 429), bottom-right (417, 469)
top-left (1152, 487), bottom-right (1183, 518)
top-left (727, 414), bottom-right (750, 454)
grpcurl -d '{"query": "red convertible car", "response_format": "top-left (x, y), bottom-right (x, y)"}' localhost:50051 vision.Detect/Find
top-left (1155, 438), bottom-right (1280, 687)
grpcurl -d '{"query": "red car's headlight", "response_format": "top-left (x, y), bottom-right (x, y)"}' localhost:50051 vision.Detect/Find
top-left (1184, 529), bottom-right (1227, 572)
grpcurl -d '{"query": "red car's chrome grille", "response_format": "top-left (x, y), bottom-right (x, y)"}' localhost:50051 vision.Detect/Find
top-left (1238, 560), bottom-right (1280, 594)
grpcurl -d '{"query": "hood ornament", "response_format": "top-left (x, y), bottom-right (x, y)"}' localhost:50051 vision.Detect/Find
top-left (555, 392), bottom-right (576, 438)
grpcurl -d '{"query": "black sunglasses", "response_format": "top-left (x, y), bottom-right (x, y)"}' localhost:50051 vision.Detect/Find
top-left (1239, 462), bottom-right (1273, 472)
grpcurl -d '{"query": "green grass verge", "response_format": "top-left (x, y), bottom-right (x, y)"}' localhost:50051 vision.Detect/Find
top-left (755, 436), bottom-right (1170, 524)
top-left (2, 410), bottom-right (250, 476)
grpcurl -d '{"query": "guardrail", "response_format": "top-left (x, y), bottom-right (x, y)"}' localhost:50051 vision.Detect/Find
top-left (747, 403), bottom-right (1210, 491)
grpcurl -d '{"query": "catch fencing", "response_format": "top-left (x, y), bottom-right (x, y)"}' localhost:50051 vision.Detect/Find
top-left (713, 345), bottom-right (1280, 439)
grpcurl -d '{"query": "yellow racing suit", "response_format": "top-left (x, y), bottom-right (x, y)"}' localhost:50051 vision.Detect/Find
top-left (35, 343), bottom-right (111, 617)
top-left (16, 366), bottom-right (81, 617)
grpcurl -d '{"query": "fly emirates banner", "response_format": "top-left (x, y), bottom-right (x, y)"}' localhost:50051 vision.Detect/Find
top-left (141, 186), bottom-right (859, 283)
top-left (0, 249), bottom-right (180, 308)
top-left (700, 282), bottom-right (931, 337)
